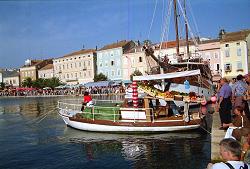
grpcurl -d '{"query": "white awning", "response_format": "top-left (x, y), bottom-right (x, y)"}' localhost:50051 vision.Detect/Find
top-left (133, 69), bottom-right (201, 81)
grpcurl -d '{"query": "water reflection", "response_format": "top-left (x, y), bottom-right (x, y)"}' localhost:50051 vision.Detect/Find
top-left (61, 127), bottom-right (209, 168)
top-left (0, 96), bottom-right (212, 169)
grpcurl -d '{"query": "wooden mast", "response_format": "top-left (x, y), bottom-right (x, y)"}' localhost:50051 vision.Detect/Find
top-left (173, 0), bottom-right (180, 57)
top-left (184, 0), bottom-right (190, 59)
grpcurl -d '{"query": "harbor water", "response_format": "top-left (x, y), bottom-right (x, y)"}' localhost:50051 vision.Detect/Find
top-left (0, 96), bottom-right (212, 169)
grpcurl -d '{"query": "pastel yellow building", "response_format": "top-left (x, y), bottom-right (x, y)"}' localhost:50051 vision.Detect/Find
top-left (220, 30), bottom-right (250, 78)
top-left (53, 49), bottom-right (96, 85)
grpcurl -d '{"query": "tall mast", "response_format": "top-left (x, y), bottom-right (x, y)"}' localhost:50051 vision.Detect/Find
top-left (184, 0), bottom-right (190, 59)
top-left (173, 0), bottom-right (180, 56)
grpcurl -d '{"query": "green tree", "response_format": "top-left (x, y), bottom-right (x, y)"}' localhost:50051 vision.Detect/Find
top-left (94, 73), bottom-right (108, 82)
top-left (32, 78), bottom-right (45, 88)
top-left (22, 77), bottom-right (33, 87)
top-left (0, 82), bottom-right (5, 89)
top-left (143, 39), bottom-right (152, 46)
top-left (48, 77), bottom-right (62, 89)
top-left (130, 69), bottom-right (143, 81)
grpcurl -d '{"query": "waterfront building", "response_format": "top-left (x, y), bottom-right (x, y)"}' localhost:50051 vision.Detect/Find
top-left (220, 29), bottom-right (250, 78)
top-left (2, 70), bottom-right (20, 87)
top-left (151, 40), bottom-right (197, 64)
top-left (122, 40), bottom-right (198, 81)
top-left (19, 59), bottom-right (53, 83)
top-left (122, 45), bottom-right (154, 82)
top-left (38, 64), bottom-right (54, 79)
top-left (96, 40), bottom-right (136, 82)
top-left (198, 39), bottom-right (221, 82)
top-left (53, 49), bottom-right (96, 85)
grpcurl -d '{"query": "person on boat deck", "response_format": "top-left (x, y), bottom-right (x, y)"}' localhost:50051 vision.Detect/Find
top-left (223, 106), bottom-right (250, 141)
top-left (166, 101), bottom-right (180, 116)
top-left (218, 78), bottom-right (232, 129)
top-left (81, 91), bottom-right (93, 111)
top-left (207, 138), bottom-right (249, 169)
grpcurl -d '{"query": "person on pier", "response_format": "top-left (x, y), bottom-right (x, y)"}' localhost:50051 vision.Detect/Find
top-left (223, 106), bottom-right (250, 141)
top-left (207, 138), bottom-right (249, 169)
top-left (218, 78), bottom-right (232, 130)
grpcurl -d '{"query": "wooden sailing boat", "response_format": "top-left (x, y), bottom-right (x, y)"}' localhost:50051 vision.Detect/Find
top-left (58, 0), bottom-right (210, 133)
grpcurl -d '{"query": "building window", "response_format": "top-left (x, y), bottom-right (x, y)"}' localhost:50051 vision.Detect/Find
top-left (99, 62), bottom-right (102, 67)
top-left (84, 72), bottom-right (86, 77)
top-left (139, 57), bottom-right (143, 62)
top-left (111, 61), bottom-right (114, 66)
top-left (236, 42), bottom-right (240, 46)
top-left (88, 71), bottom-right (91, 77)
top-left (237, 62), bottom-right (242, 69)
top-left (237, 48), bottom-right (241, 56)
top-left (79, 62), bottom-right (81, 67)
top-left (214, 52), bottom-right (218, 59)
top-left (225, 50), bottom-right (230, 57)
top-left (75, 73), bottom-right (77, 78)
top-left (80, 72), bottom-right (82, 77)
top-left (67, 74), bottom-right (69, 78)
top-left (117, 69), bottom-right (121, 76)
top-left (225, 44), bottom-right (229, 47)
top-left (217, 64), bottom-right (220, 71)
top-left (224, 63), bottom-right (232, 72)
top-left (75, 63), bottom-right (77, 68)
top-left (71, 64), bottom-right (73, 68)
top-left (112, 70), bottom-right (115, 76)
top-left (88, 61), bottom-right (90, 66)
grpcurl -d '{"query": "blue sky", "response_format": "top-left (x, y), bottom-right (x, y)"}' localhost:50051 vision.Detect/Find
top-left (0, 0), bottom-right (250, 68)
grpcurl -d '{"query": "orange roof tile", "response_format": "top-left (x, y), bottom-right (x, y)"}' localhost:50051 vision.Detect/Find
top-left (40, 64), bottom-right (53, 70)
top-left (62, 49), bottom-right (96, 58)
top-left (221, 29), bottom-right (250, 43)
top-left (98, 40), bottom-right (129, 51)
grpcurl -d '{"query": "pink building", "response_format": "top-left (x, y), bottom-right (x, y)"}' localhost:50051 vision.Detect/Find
top-left (198, 39), bottom-right (221, 82)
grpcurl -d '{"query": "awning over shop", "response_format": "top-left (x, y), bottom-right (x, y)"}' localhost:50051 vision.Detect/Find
top-left (84, 81), bottom-right (114, 87)
top-left (133, 69), bottom-right (201, 81)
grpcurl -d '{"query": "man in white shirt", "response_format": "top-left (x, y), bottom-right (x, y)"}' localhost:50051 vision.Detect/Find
top-left (207, 138), bottom-right (249, 169)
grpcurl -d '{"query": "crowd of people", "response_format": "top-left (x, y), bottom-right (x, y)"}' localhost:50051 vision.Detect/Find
top-left (207, 73), bottom-right (250, 168)
top-left (0, 85), bottom-right (125, 97)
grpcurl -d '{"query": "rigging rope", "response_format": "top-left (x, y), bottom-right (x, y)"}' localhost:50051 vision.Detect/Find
top-left (147, 0), bottom-right (158, 39)
top-left (159, 0), bottom-right (173, 52)
top-left (176, 0), bottom-right (199, 48)
top-left (187, 0), bottom-right (201, 39)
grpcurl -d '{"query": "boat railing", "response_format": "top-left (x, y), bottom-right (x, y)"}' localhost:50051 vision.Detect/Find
top-left (79, 106), bottom-right (155, 123)
top-left (58, 99), bottom-right (156, 123)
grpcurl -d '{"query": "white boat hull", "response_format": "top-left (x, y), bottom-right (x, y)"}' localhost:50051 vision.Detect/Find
top-left (59, 110), bottom-right (200, 133)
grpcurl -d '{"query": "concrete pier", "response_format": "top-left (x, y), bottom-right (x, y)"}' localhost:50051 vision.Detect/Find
top-left (211, 111), bottom-right (225, 161)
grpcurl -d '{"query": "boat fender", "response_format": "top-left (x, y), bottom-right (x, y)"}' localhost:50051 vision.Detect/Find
top-left (184, 115), bottom-right (190, 122)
